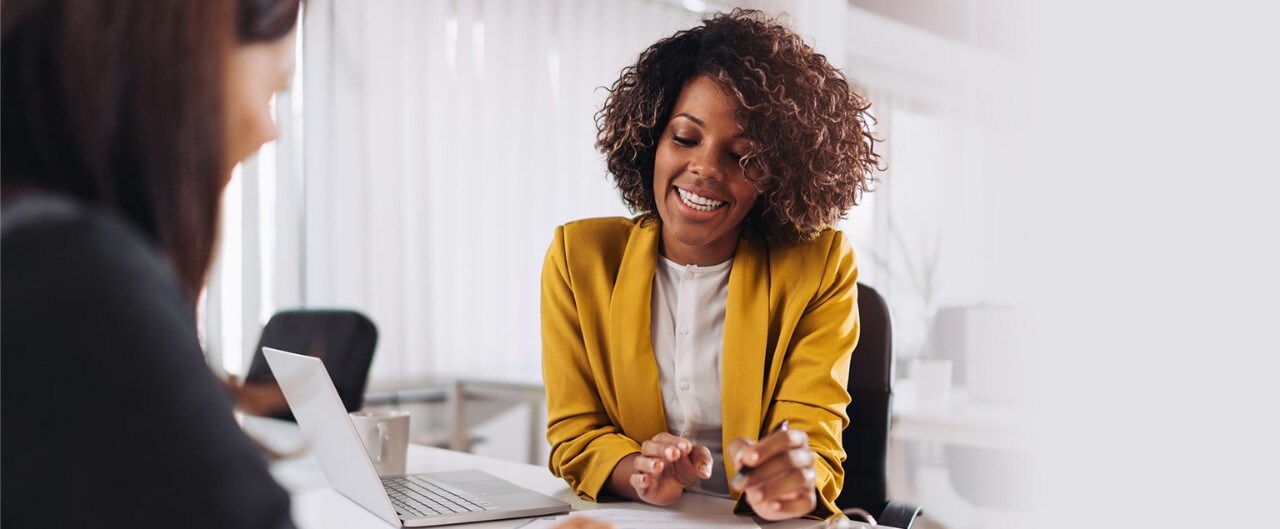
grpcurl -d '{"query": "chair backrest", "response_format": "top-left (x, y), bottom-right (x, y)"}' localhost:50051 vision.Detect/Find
top-left (245, 309), bottom-right (379, 418)
top-left (836, 283), bottom-right (893, 514)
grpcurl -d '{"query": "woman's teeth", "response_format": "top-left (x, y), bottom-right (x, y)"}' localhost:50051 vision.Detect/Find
top-left (676, 188), bottom-right (726, 212)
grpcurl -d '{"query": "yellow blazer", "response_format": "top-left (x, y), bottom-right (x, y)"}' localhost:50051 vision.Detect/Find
top-left (541, 217), bottom-right (859, 517)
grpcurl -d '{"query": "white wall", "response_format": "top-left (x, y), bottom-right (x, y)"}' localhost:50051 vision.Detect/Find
top-left (1020, 2), bottom-right (1280, 528)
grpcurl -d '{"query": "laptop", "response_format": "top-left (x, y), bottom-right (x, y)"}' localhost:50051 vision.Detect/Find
top-left (263, 347), bottom-right (571, 527)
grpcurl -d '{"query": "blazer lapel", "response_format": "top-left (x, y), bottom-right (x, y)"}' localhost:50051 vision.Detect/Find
top-left (609, 220), bottom-right (669, 441)
top-left (721, 234), bottom-right (771, 485)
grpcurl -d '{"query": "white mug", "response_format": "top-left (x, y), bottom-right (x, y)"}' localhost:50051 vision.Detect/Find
top-left (350, 410), bottom-right (411, 476)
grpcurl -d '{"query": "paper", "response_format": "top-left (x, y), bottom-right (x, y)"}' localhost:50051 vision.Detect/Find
top-left (517, 507), bottom-right (760, 529)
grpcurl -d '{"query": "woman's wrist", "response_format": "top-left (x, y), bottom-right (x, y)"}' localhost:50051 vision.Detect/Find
top-left (606, 453), bottom-right (642, 501)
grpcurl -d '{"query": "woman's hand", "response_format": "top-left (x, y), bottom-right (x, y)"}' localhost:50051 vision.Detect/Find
top-left (221, 375), bottom-right (289, 417)
top-left (609, 432), bottom-right (713, 506)
top-left (729, 428), bottom-right (818, 520)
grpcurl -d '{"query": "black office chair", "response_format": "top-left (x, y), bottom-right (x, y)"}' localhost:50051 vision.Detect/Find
top-left (241, 309), bottom-right (379, 420)
top-left (836, 284), bottom-right (922, 528)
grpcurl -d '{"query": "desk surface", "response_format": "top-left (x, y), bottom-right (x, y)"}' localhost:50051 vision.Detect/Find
top-left (242, 417), bottom-right (861, 529)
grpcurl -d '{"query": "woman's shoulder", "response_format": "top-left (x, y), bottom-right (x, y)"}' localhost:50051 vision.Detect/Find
top-left (3, 192), bottom-right (155, 253)
top-left (764, 228), bottom-right (857, 302)
top-left (552, 216), bottom-right (647, 256)
top-left (545, 216), bottom-right (652, 284)
top-left (2, 192), bottom-right (178, 304)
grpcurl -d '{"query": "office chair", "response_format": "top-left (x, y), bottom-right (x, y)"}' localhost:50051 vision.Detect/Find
top-left (836, 284), bottom-right (922, 528)
top-left (240, 309), bottom-right (379, 420)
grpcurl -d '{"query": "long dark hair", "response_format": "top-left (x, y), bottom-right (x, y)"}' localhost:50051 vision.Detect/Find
top-left (2, 0), bottom-right (301, 306)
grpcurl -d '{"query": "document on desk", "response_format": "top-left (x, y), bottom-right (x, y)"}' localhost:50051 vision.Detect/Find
top-left (517, 508), bottom-right (760, 529)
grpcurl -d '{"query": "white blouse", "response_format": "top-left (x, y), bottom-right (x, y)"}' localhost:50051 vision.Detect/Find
top-left (650, 255), bottom-right (733, 497)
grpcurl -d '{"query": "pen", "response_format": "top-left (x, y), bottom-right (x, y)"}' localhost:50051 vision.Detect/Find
top-left (730, 419), bottom-right (789, 489)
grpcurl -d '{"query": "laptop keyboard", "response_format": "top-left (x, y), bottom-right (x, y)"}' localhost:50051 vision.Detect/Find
top-left (383, 474), bottom-right (498, 518)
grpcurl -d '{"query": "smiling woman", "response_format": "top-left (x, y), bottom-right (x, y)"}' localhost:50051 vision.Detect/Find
top-left (542, 9), bottom-right (880, 523)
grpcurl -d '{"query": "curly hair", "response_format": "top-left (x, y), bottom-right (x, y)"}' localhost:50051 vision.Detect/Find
top-left (596, 9), bottom-right (881, 243)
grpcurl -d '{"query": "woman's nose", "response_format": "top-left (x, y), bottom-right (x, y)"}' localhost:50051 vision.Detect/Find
top-left (689, 148), bottom-right (726, 181)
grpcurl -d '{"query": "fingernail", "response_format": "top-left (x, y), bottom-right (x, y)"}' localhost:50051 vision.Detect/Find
top-left (771, 501), bottom-right (781, 510)
top-left (680, 441), bottom-right (690, 451)
top-left (651, 461), bottom-right (660, 470)
top-left (746, 452), bottom-right (758, 465)
top-left (666, 448), bottom-right (676, 459)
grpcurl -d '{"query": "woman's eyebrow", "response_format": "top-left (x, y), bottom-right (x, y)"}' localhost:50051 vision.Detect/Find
top-left (673, 112), bottom-right (747, 140)
top-left (673, 113), bottom-right (704, 127)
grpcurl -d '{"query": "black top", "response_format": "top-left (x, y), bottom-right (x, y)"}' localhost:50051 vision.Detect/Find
top-left (1, 193), bottom-right (295, 529)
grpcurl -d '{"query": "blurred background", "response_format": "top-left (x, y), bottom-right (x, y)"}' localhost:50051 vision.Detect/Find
top-left (202, 1), bottom-right (1034, 527)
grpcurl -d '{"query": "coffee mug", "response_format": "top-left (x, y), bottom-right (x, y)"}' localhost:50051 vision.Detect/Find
top-left (350, 409), bottom-right (411, 476)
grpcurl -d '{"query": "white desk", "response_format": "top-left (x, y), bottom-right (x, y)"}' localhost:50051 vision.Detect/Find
top-left (242, 417), bottom-right (866, 529)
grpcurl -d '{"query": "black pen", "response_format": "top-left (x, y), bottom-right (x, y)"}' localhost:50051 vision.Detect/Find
top-left (730, 419), bottom-right (789, 489)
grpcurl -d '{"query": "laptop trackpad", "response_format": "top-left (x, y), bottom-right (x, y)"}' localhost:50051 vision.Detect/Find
top-left (467, 479), bottom-right (526, 495)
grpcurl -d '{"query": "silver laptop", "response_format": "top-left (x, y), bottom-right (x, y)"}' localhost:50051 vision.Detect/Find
top-left (263, 347), bottom-right (570, 527)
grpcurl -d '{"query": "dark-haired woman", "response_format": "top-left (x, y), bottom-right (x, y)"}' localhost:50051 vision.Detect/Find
top-left (2, 1), bottom-right (300, 527)
top-left (542, 10), bottom-right (880, 521)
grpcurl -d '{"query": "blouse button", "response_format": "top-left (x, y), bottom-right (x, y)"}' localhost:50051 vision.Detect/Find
top-left (679, 326), bottom-right (690, 336)
top-left (680, 381), bottom-right (690, 391)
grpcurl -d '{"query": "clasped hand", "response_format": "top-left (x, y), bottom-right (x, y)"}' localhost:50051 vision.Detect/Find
top-left (628, 433), bottom-right (714, 506)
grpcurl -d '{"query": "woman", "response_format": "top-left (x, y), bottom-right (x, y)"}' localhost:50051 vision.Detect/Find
top-left (2, 0), bottom-right (299, 527)
top-left (542, 10), bottom-right (879, 521)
